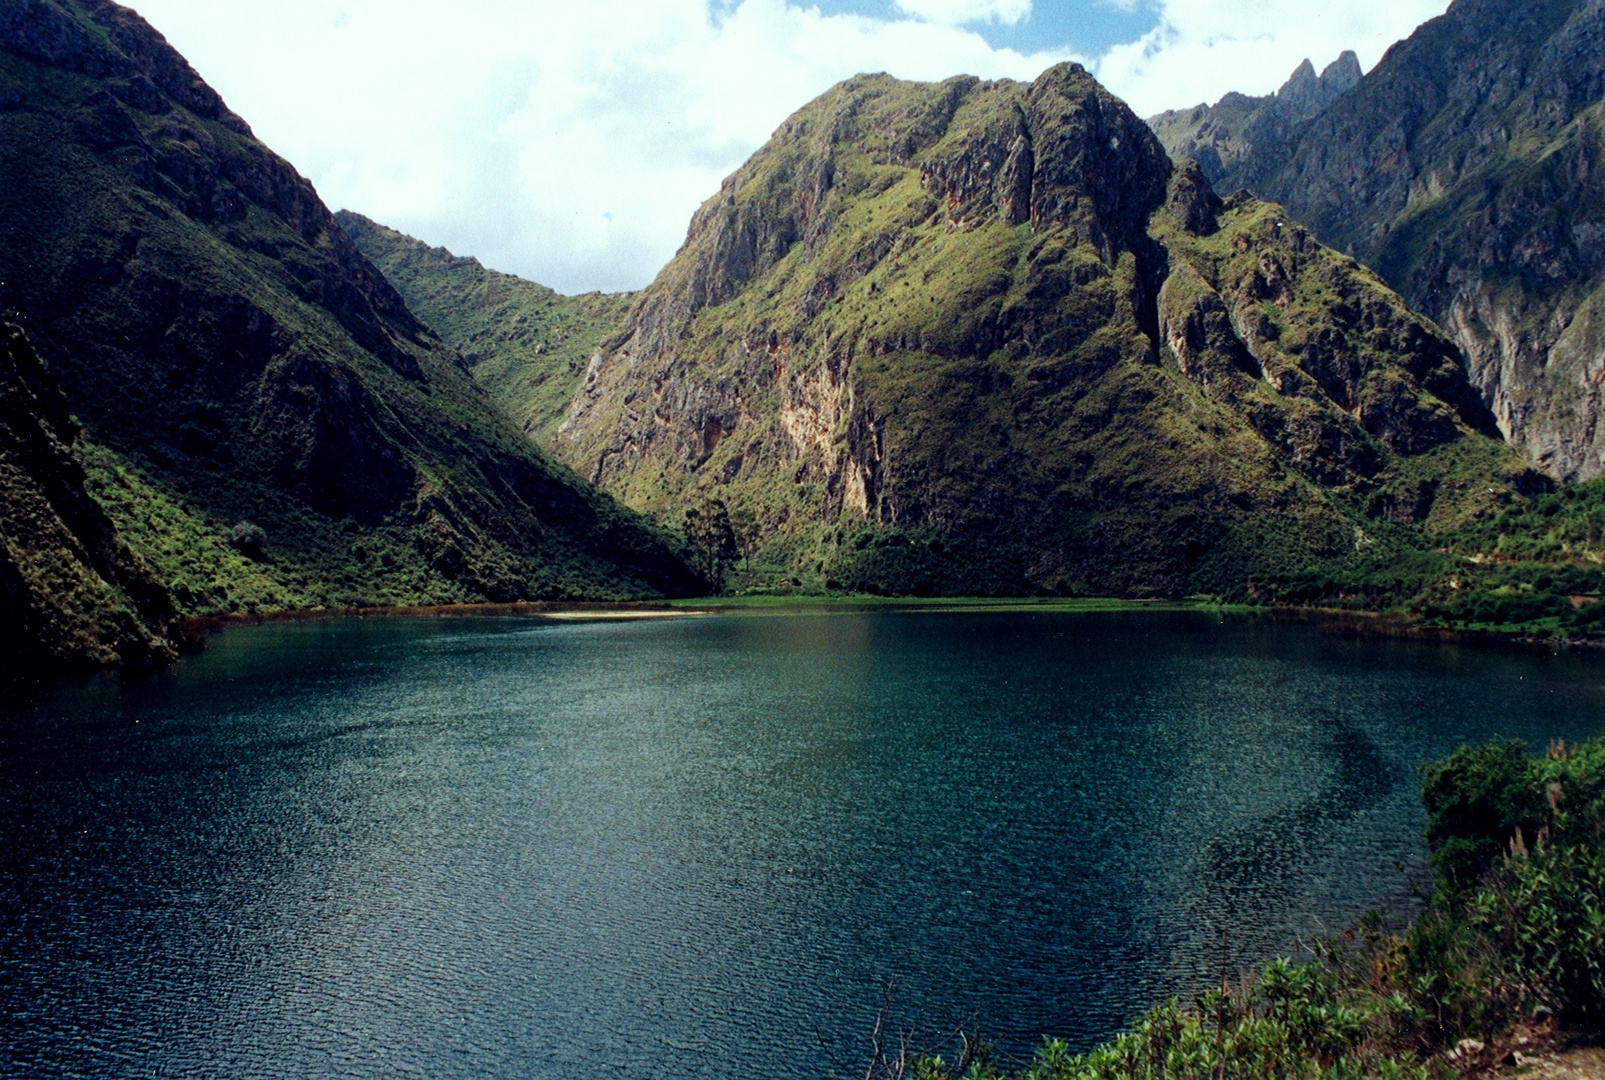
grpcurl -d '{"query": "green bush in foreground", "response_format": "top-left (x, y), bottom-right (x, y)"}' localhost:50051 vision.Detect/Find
top-left (903, 733), bottom-right (1605, 1080)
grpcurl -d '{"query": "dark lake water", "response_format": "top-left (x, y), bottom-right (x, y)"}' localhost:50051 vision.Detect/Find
top-left (2, 609), bottom-right (1603, 1079)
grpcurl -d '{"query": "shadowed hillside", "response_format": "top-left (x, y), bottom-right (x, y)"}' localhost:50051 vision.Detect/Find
top-left (337, 211), bottom-right (631, 447)
top-left (0, 0), bottom-right (703, 638)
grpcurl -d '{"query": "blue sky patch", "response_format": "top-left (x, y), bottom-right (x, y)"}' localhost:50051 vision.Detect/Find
top-left (715, 0), bottom-right (1163, 57)
top-left (978, 1), bottom-right (1161, 55)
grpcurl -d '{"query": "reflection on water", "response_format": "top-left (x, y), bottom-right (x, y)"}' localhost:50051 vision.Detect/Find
top-left (1, 611), bottom-right (1601, 1079)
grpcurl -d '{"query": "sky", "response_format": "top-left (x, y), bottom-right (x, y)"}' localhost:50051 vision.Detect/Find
top-left (126, 0), bottom-right (1453, 294)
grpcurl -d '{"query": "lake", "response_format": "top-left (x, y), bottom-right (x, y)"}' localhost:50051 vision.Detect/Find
top-left (2, 609), bottom-right (1602, 1078)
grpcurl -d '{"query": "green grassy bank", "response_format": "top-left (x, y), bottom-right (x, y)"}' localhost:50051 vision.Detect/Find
top-left (899, 733), bottom-right (1605, 1080)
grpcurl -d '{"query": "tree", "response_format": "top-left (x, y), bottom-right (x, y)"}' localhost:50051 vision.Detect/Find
top-left (683, 499), bottom-right (737, 587)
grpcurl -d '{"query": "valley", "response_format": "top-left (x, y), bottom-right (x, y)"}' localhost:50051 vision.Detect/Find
top-left (1, 2), bottom-right (1603, 1077)
top-left (1, 2), bottom-right (1604, 652)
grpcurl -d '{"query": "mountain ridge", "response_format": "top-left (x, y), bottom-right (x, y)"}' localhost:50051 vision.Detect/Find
top-left (0, 0), bottom-right (704, 664)
top-left (534, 64), bottom-right (1536, 598)
top-left (1154, 0), bottom-right (1605, 484)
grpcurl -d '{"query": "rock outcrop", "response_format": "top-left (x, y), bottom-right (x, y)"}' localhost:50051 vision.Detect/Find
top-left (0, 0), bottom-right (703, 619)
top-left (0, 321), bottom-right (176, 670)
top-left (1166, 0), bottom-right (1605, 483)
top-left (548, 65), bottom-right (1534, 597)
top-left (1148, 52), bottom-right (1362, 189)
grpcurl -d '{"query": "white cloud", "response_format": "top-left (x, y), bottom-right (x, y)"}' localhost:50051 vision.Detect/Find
top-left (121, 0), bottom-right (1451, 294)
top-left (1095, 0), bottom-right (1452, 117)
top-left (125, 0), bottom-right (1070, 293)
top-left (894, 0), bottom-right (1033, 27)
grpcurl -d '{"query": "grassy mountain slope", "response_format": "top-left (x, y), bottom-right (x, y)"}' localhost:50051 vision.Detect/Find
top-left (0, 0), bottom-right (702, 624)
top-left (1216, 0), bottom-right (1605, 484)
top-left (337, 211), bottom-right (631, 446)
top-left (547, 66), bottom-right (1538, 598)
top-left (0, 319), bottom-right (175, 668)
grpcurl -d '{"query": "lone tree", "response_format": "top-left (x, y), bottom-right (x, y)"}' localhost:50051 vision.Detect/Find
top-left (727, 505), bottom-right (760, 571)
top-left (683, 499), bottom-right (737, 586)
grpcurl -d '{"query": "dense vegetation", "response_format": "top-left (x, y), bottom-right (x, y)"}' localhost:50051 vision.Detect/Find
top-left (338, 212), bottom-right (632, 445)
top-left (0, 319), bottom-right (175, 667)
top-left (1205, 478), bottom-right (1605, 640)
top-left (900, 733), bottom-right (1605, 1080)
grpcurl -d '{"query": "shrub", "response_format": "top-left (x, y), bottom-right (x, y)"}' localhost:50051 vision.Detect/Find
top-left (1420, 740), bottom-right (1548, 898)
top-left (227, 520), bottom-right (267, 558)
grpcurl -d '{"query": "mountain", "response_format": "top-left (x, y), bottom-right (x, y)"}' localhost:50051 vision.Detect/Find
top-left (0, 0), bottom-right (702, 640)
top-left (1168, 0), bottom-right (1605, 483)
top-left (1149, 52), bottom-right (1363, 190)
top-left (0, 319), bottom-right (176, 669)
top-left (542, 65), bottom-right (1538, 598)
top-left (337, 212), bottom-right (631, 446)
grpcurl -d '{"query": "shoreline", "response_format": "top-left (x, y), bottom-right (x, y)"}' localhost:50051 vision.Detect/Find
top-left (171, 599), bottom-right (703, 640)
top-left (169, 595), bottom-right (1594, 654)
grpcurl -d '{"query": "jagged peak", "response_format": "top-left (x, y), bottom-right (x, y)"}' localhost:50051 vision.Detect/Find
top-left (1321, 50), bottom-right (1363, 91)
top-left (1278, 59), bottom-right (1320, 97)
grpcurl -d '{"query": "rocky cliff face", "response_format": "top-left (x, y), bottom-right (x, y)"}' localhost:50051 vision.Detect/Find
top-left (0, 0), bottom-right (702, 617)
top-left (1148, 52), bottom-right (1362, 190)
top-left (1195, 0), bottom-right (1605, 483)
top-left (0, 321), bottom-right (175, 670)
top-left (551, 65), bottom-right (1534, 597)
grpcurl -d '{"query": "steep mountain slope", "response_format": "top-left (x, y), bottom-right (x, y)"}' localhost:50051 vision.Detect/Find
top-left (337, 212), bottom-right (630, 446)
top-left (1148, 52), bottom-right (1362, 190)
top-left (0, 0), bottom-right (702, 620)
top-left (551, 65), bottom-right (1538, 598)
top-left (0, 319), bottom-right (175, 669)
top-left (1204, 0), bottom-right (1605, 483)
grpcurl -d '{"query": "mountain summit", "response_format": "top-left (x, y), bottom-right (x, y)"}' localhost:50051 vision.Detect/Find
top-left (547, 64), bottom-right (1532, 597)
top-left (1154, 0), bottom-right (1605, 483)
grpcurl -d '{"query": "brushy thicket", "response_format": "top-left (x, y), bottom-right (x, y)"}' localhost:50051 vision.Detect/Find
top-left (898, 734), bottom-right (1604, 1080)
